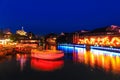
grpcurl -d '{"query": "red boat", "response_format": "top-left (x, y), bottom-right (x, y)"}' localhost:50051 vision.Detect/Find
top-left (31, 49), bottom-right (64, 60)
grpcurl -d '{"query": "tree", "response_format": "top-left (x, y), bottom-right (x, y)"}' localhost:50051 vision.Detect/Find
top-left (10, 34), bottom-right (19, 42)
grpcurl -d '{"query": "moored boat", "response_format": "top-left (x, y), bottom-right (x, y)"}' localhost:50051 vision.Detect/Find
top-left (31, 49), bottom-right (64, 60)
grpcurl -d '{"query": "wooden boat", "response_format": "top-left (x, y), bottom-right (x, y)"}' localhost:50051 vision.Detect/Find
top-left (31, 49), bottom-right (64, 60)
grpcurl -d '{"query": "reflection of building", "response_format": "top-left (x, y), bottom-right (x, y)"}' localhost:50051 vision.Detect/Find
top-left (16, 54), bottom-right (28, 71)
top-left (73, 47), bottom-right (120, 74)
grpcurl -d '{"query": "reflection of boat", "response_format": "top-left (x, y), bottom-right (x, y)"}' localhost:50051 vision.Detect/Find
top-left (31, 49), bottom-right (64, 60)
top-left (31, 58), bottom-right (64, 71)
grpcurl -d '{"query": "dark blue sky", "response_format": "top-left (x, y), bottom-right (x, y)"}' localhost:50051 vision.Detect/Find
top-left (0, 0), bottom-right (120, 34)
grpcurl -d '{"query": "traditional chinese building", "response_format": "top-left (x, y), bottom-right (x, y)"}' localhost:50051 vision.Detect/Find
top-left (16, 27), bottom-right (27, 36)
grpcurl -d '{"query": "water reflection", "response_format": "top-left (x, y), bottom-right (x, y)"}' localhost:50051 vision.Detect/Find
top-left (0, 55), bottom-right (12, 63)
top-left (16, 54), bottom-right (28, 71)
top-left (31, 58), bottom-right (64, 72)
top-left (74, 48), bottom-right (120, 74)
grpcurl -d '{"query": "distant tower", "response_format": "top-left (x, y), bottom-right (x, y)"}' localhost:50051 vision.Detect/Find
top-left (16, 26), bottom-right (27, 36)
top-left (22, 26), bottom-right (24, 31)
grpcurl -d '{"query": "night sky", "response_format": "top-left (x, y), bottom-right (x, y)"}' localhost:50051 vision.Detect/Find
top-left (0, 0), bottom-right (120, 35)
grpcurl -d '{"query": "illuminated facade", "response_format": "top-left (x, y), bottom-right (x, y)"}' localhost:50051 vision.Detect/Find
top-left (73, 25), bottom-right (120, 47)
top-left (0, 39), bottom-right (11, 45)
top-left (16, 27), bottom-right (27, 36)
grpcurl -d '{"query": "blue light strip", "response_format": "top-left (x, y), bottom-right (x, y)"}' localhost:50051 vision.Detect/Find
top-left (58, 44), bottom-right (86, 48)
top-left (91, 46), bottom-right (120, 53)
top-left (91, 49), bottom-right (120, 56)
top-left (58, 44), bottom-right (86, 53)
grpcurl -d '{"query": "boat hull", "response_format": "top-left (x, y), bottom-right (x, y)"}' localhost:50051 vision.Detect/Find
top-left (31, 50), bottom-right (64, 60)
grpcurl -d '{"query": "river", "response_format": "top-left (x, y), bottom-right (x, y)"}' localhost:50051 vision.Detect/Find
top-left (0, 45), bottom-right (120, 80)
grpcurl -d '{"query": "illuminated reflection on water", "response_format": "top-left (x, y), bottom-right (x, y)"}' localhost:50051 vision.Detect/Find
top-left (58, 45), bottom-right (120, 80)
top-left (0, 46), bottom-right (120, 80)
top-left (16, 53), bottom-right (29, 71)
top-left (73, 48), bottom-right (120, 74)
top-left (31, 58), bottom-right (64, 71)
